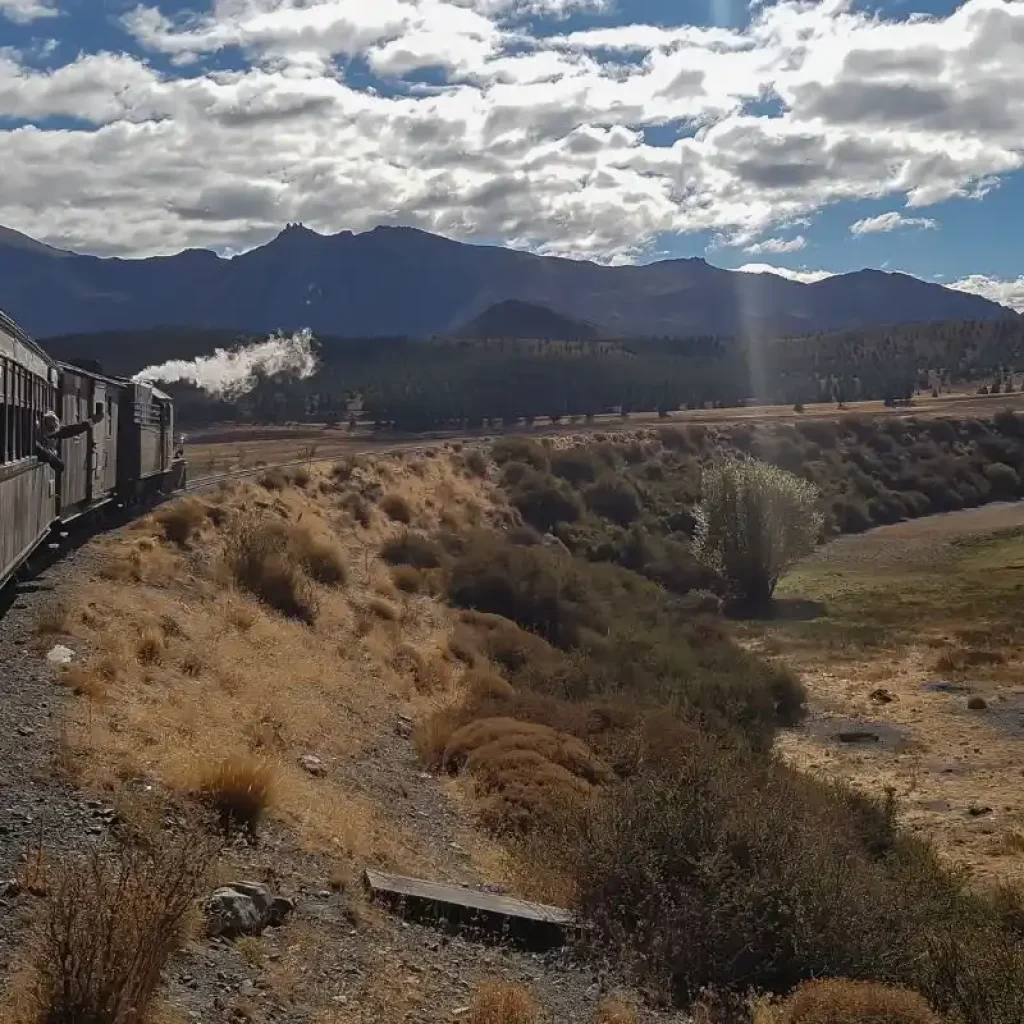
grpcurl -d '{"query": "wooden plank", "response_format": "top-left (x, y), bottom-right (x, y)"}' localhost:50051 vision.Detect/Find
top-left (364, 868), bottom-right (576, 950)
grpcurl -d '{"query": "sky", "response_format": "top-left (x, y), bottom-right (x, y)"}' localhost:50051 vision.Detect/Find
top-left (0, 0), bottom-right (1022, 311)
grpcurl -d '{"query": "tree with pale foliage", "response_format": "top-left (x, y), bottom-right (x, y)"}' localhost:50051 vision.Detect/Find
top-left (695, 458), bottom-right (823, 611)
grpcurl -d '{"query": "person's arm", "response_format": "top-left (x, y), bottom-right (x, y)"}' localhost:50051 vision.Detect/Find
top-left (54, 421), bottom-right (91, 440)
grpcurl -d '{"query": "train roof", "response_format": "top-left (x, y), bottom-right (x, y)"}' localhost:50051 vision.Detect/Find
top-left (0, 307), bottom-right (56, 379)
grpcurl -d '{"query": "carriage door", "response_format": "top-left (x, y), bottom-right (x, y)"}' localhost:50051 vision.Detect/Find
top-left (90, 381), bottom-right (106, 500)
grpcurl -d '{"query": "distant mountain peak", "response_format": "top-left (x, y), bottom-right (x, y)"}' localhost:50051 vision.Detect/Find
top-left (457, 300), bottom-right (599, 341)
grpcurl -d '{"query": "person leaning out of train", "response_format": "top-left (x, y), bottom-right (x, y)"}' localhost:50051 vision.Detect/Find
top-left (34, 407), bottom-right (104, 473)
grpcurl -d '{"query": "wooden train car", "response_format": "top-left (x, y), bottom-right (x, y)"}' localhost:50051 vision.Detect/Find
top-left (1, 308), bottom-right (187, 590)
top-left (0, 310), bottom-right (60, 588)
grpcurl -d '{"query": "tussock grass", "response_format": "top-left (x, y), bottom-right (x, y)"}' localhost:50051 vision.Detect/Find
top-left (776, 979), bottom-right (939, 1024)
top-left (391, 566), bottom-right (425, 593)
top-left (155, 498), bottom-right (207, 546)
top-left (380, 531), bottom-right (445, 569)
top-left (468, 979), bottom-right (539, 1024)
top-left (289, 525), bottom-right (348, 585)
top-left (194, 753), bottom-right (275, 835)
top-left (379, 492), bottom-right (413, 523)
top-left (367, 596), bottom-right (399, 621)
top-left (35, 599), bottom-right (71, 637)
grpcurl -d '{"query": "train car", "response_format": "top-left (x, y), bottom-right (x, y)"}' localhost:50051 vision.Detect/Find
top-left (117, 380), bottom-right (187, 497)
top-left (56, 362), bottom-right (121, 522)
top-left (0, 310), bottom-right (60, 589)
top-left (1, 307), bottom-right (187, 592)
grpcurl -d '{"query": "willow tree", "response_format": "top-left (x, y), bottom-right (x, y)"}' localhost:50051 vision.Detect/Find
top-left (695, 458), bottom-right (823, 612)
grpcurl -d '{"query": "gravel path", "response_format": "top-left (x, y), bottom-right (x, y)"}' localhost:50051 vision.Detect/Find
top-left (0, 544), bottom-right (115, 975)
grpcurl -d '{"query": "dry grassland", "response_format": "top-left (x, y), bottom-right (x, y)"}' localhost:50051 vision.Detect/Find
top-left (747, 502), bottom-right (1024, 886)
top-left (48, 447), bottom-right (511, 880)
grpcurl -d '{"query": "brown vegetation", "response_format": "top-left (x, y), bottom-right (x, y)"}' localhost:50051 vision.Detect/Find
top-left (25, 829), bottom-right (216, 1024)
top-left (155, 498), bottom-right (207, 546)
top-left (194, 754), bottom-right (275, 835)
top-left (468, 979), bottom-right (539, 1024)
top-left (775, 979), bottom-right (939, 1024)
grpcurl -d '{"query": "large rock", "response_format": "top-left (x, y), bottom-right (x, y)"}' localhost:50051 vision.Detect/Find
top-left (204, 881), bottom-right (294, 938)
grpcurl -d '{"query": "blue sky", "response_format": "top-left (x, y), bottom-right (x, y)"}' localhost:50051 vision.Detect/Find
top-left (0, 0), bottom-right (1022, 309)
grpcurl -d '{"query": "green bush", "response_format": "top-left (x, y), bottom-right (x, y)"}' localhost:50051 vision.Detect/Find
top-left (695, 459), bottom-right (823, 611)
top-left (550, 448), bottom-right (600, 486)
top-left (492, 437), bottom-right (549, 470)
top-left (381, 531), bottom-right (445, 569)
top-left (510, 472), bottom-right (584, 533)
top-left (584, 478), bottom-right (642, 526)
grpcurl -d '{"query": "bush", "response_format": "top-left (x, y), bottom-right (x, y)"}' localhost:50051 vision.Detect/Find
top-left (465, 449), bottom-right (489, 476)
top-left (984, 461), bottom-right (1021, 498)
top-left (468, 979), bottom-right (539, 1024)
top-left (778, 979), bottom-right (939, 1024)
top-left (391, 566), bottom-right (425, 593)
top-left (564, 736), bottom-right (996, 1009)
top-left (695, 459), bottom-right (823, 611)
top-left (584, 478), bottom-right (642, 526)
top-left (340, 490), bottom-right (372, 527)
top-left (29, 830), bottom-right (217, 1024)
top-left (379, 492), bottom-right (413, 523)
top-left (195, 754), bottom-right (275, 835)
top-left (510, 473), bottom-right (584, 533)
top-left (492, 437), bottom-right (549, 470)
top-left (550, 448), bottom-right (600, 486)
top-left (289, 526), bottom-right (348, 584)
top-left (381, 531), bottom-right (445, 569)
top-left (155, 498), bottom-right (207, 545)
top-left (257, 469), bottom-right (288, 491)
top-left (226, 516), bottom-right (319, 623)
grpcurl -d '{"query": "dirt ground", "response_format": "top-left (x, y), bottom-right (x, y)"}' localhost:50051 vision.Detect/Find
top-left (747, 502), bottom-right (1024, 887)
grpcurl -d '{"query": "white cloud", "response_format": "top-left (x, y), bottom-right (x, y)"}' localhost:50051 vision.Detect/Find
top-left (949, 274), bottom-right (1024, 312)
top-left (0, 0), bottom-right (1022, 261)
top-left (0, 0), bottom-right (57, 22)
top-left (849, 211), bottom-right (939, 235)
top-left (743, 234), bottom-right (806, 254)
top-left (737, 263), bottom-right (835, 283)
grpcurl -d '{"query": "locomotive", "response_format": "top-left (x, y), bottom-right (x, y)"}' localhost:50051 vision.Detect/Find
top-left (1, 308), bottom-right (186, 589)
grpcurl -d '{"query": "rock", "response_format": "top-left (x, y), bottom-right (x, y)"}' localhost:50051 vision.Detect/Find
top-left (869, 688), bottom-right (895, 704)
top-left (967, 696), bottom-right (988, 710)
top-left (1, 879), bottom-right (21, 898)
top-left (45, 644), bottom-right (75, 665)
top-left (395, 714), bottom-right (413, 739)
top-left (968, 805), bottom-right (994, 817)
top-left (204, 882), bottom-right (295, 938)
top-left (16, 726), bottom-right (35, 737)
top-left (298, 754), bottom-right (326, 778)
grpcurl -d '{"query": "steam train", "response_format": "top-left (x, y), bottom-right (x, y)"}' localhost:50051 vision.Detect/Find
top-left (1, 308), bottom-right (186, 590)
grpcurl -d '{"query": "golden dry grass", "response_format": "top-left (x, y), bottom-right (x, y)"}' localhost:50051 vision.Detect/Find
top-left (775, 979), bottom-right (940, 1024)
top-left (468, 979), bottom-right (539, 1024)
top-left (53, 452), bottom-right (509, 876)
top-left (193, 753), bottom-right (275, 835)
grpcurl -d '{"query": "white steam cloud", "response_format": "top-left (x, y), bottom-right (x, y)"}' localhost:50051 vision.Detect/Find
top-left (134, 329), bottom-right (318, 397)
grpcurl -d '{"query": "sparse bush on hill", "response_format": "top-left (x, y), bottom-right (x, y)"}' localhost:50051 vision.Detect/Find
top-left (468, 979), bottom-right (539, 1024)
top-left (155, 497), bottom-right (207, 545)
top-left (550, 448), bottom-right (600, 485)
top-left (695, 459), bottom-right (823, 611)
top-left (509, 472), bottom-right (584, 533)
top-left (289, 525), bottom-right (348, 585)
top-left (225, 516), bottom-right (320, 623)
top-left (381, 531), bottom-right (445, 569)
top-left (492, 437), bottom-right (549, 470)
top-left (583, 478), bottom-right (641, 526)
top-left (775, 979), bottom-right (939, 1024)
top-left (29, 828), bottom-right (217, 1024)
top-left (379, 492), bottom-right (413, 523)
top-left (195, 753), bottom-right (275, 836)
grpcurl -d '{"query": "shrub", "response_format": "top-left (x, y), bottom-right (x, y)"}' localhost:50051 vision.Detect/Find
top-left (777, 979), bottom-right (939, 1024)
top-left (491, 437), bottom-right (549, 470)
top-left (367, 596), bottom-right (399, 620)
top-left (155, 498), bottom-right (207, 545)
top-left (289, 526), bottom-right (348, 585)
top-left (584, 478), bottom-right (642, 526)
top-left (510, 473), bottom-right (584, 533)
top-left (226, 516), bottom-right (319, 623)
top-left (984, 461), bottom-right (1021, 498)
top-left (257, 469), bottom-right (288, 491)
top-left (550, 448), bottom-right (600, 486)
top-left (341, 490), bottom-right (372, 527)
top-left (331, 459), bottom-right (354, 482)
top-left (391, 566), bottom-right (425, 593)
top-left (465, 449), bottom-right (489, 476)
top-left (381, 531), bottom-right (445, 569)
top-left (379, 492), bottom-right (413, 523)
top-left (290, 466), bottom-right (311, 488)
top-left (195, 754), bottom-right (275, 835)
top-left (695, 459), bottom-right (823, 611)
top-left (468, 979), bottom-right (539, 1024)
top-left (29, 831), bottom-right (217, 1024)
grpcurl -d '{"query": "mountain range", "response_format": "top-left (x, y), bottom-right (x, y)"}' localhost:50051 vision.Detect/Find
top-left (0, 222), bottom-right (1016, 341)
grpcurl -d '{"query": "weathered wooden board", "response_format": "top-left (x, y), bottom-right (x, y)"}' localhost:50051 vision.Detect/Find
top-left (364, 867), bottom-right (577, 950)
top-left (0, 459), bottom-right (54, 588)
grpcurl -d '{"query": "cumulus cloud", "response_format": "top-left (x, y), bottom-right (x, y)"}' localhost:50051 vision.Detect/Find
top-left (0, 0), bottom-right (57, 23)
top-left (743, 235), bottom-right (806, 254)
top-left (849, 212), bottom-right (939, 235)
top-left (736, 263), bottom-right (835, 284)
top-left (949, 274), bottom-right (1024, 312)
top-left (0, 0), bottom-right (1022, 262)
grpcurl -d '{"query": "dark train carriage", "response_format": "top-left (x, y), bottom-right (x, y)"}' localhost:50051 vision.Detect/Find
top-left (56, 363), bottom-right (121, 521)
top-left (117, 381), bottom-right (186, 495)
top-left (0, 311), bottom-right (59, 588)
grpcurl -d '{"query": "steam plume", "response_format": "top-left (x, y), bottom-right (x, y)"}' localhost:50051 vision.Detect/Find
top-left (133, 329), bottom-right (318, 397)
